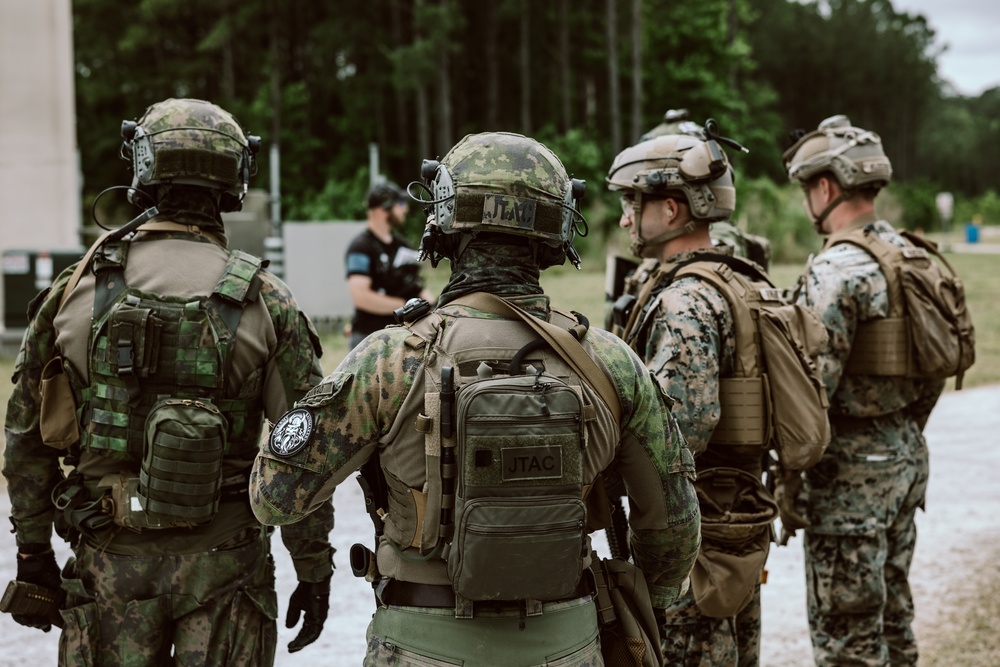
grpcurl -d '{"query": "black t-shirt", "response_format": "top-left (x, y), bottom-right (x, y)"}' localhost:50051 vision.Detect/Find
top-left (345, 229), bottom-right (424, 335)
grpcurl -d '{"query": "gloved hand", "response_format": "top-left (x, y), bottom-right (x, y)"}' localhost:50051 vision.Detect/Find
top-left (13, 544), bottom-right (62, 632)
top-left (285, 575), bottom-right (331, 653)
top-left (773, 469), bottom-right (810, 546)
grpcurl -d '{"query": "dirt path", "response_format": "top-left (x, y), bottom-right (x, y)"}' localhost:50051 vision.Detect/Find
top-left (2, 384), bottom-right (997, 666)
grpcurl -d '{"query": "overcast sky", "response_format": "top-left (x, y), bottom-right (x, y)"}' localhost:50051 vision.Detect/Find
top-left (890, 0), bottom-right (1000, 96)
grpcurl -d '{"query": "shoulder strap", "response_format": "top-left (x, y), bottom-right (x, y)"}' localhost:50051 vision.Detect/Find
top-left (826, 225), bottom-right (905, 317)
top-left (57, 220), bottom-right (224, 314)
top-left (452, 292), bottom-right (622, 424)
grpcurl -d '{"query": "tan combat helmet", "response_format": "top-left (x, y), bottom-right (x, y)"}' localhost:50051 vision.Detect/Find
top-left (783, 114), bottom-right (892, 192)
top-left (607, 132), bottom-right (736, 256)
top-left (640, 108), bottom-right (706, 142)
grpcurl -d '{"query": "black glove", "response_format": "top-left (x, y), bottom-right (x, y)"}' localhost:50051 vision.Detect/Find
top-left (285, 575), bottom-right (331, 653)
top-left (13, 544), bottom-right (62, 632)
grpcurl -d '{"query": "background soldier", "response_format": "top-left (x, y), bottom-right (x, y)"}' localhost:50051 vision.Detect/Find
top-left (606, 126), bottom-right (802, 666)
top-left (783, 115), bottom-right (946, 666)
top-left (345, 180), bottom-right (434, 348)
top-left (3, 98), bottom-right (333, 665)
top-left (250, 132), bottom-right (701, 666)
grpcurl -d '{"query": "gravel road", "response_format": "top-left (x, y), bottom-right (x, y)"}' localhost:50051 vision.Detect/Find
top-left (2, 383), bottom-right (996, 666)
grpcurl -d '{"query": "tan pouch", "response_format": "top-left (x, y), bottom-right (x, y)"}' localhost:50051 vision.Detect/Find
top-left (40, 356), bottom-right (79, 450)
top-left (690, 468), bottom-right (778, 618)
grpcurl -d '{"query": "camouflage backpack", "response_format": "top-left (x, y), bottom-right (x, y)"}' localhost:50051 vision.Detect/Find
top-left (828, 224), bottom-right (976, 388)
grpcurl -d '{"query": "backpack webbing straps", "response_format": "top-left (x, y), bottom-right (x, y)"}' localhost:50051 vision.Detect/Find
top-left (452, 292), bottom-right (622, 424)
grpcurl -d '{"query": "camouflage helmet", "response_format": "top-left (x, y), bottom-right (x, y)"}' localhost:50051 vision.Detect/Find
top-left (606, 133), bottom-right (736, 222)
top-left (640, 108), bottom-right (707, 142)
top-left (782, 115), bottom-right (891, 191)
top-left (121, 98), bottom-right (261, 212)
top-left (413, 132), bottom-right (587, 269)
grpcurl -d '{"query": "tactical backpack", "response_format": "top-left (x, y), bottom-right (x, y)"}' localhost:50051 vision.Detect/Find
top-left (827, 225), bottom-right (976, 389)
top-left (405, 292), bottom-right (623, 611)
top-left (621, 254), bottom-right (830, 470)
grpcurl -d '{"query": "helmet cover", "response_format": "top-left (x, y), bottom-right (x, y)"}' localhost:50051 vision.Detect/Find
top-left (782, 114), bottom-right (891, 191)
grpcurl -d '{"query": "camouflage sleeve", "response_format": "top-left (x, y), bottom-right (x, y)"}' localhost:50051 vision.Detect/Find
top-left (2, 269), bottom-right (76, 547)
top-left (794, 246), bottom-right (883, 401)
top-left (250, 328), bottom-right (422, 526)
top-left (642, 278), bottom-right (728, 455)
top-left (259, 273), bottom-right (324, 417)
top-left (587, 329), bottom-right (701, 608)
top-left (258, 272), bottom-right (332, 580)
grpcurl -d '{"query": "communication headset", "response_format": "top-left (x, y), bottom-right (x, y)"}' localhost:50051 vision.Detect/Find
top-left (120, 119), bottom-right (260, 213)
top-left (410, 159), bottom-right (588, 269)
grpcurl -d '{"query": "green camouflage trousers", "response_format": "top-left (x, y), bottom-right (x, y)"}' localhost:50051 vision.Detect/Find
top-left (58, 528), bottom-right (278, 667)
top-left (803, 419), bottom-right (929, 667)
top-left (660, 582), bottom-right (761, 666)
top-left (364, 595), bottom-right (602, 666)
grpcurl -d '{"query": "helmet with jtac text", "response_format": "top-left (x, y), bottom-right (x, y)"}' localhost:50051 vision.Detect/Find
top-left (412, 132), bottom-right (588, 269)
top-left (120, 98), bottom-right (261, 212)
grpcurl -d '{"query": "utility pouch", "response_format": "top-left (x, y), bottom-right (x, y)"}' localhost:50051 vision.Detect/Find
top-left (0, 580), bottom-right (66, 628)
top-left (39, 356), bottom-right (79, 450)
top-left (446, 372), bottom-right (587, 602)
top-left (138, 398), bottom-right (228, 527)
top-left (690, 467), bottom-right (778, 618)
top-left (589, 554), bottom-right (663, 667)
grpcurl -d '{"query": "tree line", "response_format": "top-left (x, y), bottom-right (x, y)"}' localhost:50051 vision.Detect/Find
top-left (73, 0), bottom-right (998, 236)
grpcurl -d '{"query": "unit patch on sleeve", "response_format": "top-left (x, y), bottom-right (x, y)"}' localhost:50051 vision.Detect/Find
top-left (268, 408), bottom-right (314, 458)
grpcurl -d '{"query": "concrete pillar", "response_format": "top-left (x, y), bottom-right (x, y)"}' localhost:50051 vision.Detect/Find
top-left (0, 0), bottom-right (81, 331)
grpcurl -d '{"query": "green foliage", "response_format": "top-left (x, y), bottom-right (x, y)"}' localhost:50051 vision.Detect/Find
top-left (734, 177), bottom-right (822, 263)
top-left (886, 181), bottom-right (940, 232)
top-left (955, 190), bottom-right (1000, 228)
top-left (70, 0), bottom-right (1000, 237)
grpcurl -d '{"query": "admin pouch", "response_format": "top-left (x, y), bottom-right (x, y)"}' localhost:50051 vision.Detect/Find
top-left (828, 225), bottom-right (976, 388)
top-left (625, 254), bottom-right (830, 470)
top-left (689, 467), bottom-right (778, 617)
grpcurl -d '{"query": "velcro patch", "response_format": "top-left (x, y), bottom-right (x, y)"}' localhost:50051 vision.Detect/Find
top-left (482, 194), bottom-right (537, 231)
top-left (268, 408), bottom-right (314, 458)
top-left (501, 446), bottom-right (563, 481)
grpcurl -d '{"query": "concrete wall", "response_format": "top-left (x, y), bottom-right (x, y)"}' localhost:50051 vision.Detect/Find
top-left (0, 0), bottom-right (80, 330)
top-left (282, 221), bottom-right (366, 324)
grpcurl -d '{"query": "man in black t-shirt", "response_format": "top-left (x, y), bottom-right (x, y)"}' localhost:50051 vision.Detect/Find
top-left (345, 181), bottom-right (433, 347)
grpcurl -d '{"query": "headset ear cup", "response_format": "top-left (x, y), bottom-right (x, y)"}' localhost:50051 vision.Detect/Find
top-left (220, 192), bottom-right (242, 213)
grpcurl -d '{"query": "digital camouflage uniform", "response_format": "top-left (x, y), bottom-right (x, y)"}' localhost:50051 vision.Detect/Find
top-left (793, 213), bottom-right (944, 666)
top-left (4, 99), bottom-right (333, 666)
top-left (623, 245), bottom-right (766, 667)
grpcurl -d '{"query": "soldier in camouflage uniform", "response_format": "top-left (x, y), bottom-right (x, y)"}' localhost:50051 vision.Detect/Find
top-left (3, 98), bottom-right (334, 666)
top-left (783, 115), bottom-right (945, 666)
top-left (607, 125), bottom-right (786, 667)
top-left (250, 132), bottom-right (701, 666)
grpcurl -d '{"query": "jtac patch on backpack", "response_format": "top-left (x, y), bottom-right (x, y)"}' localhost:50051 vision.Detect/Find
top-left (829, 225), bottom-right (976, 389)
top-left (443, 365), bottom-right (587, 602)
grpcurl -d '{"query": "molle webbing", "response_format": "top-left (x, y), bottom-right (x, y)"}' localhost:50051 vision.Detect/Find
top-left (669, 260), bottom-right (774, 447)
top-left (826, 225), bottom-right (911, 377)
top-left (453, 193), bottom-right (565, 242)
top-left (82, 247), bottom-right (264, 459)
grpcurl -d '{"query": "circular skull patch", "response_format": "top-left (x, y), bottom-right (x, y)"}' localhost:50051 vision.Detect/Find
top-left (268, 409), bottom-right (314, 458)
